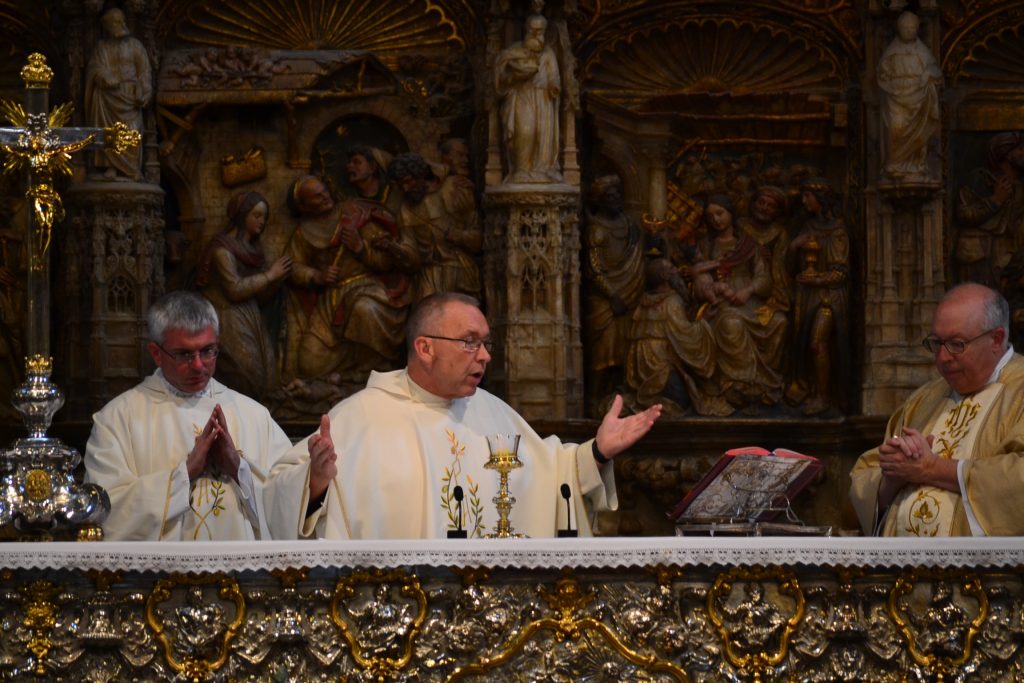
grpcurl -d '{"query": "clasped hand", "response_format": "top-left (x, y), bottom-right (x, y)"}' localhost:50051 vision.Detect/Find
top-left (878, 426), bottom-right (936, 486)
top-left (187, 404), bottom-right (241, 482)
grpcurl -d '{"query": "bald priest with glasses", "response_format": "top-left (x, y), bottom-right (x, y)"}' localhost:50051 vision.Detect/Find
top-left (850, 283), bottom-right (1024, 536)
top-left (264, 292), bottom-right (662, 539)
top-left (84, 291), bottom-right (292, 541)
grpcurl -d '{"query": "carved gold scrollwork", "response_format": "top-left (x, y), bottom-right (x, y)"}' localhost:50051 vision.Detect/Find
top-left (330, 568), bottom-right (428, 680)
top-left (145, 573), bottom-right (246, 682)
top-left (104, 121), bottom-right (143, 156)
top-left (888, 569), bottom-right (989, 683)
top-left (449, 569), bottom-right (691, 681)
top-left (707, 565), bottom-right (806, 683)
top-left (20, 580), bottom-right (60, 675)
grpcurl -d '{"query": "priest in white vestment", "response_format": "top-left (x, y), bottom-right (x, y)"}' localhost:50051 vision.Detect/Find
top-left (850, 283), bottom-right (1024, 536)
top-left (85, 291), bottom-right (292, 541)
top-left (265, 293), bottom-right (662, 539)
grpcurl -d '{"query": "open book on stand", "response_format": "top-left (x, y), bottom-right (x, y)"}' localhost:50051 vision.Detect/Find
top-left (669, 446), bottom-right (824, 524)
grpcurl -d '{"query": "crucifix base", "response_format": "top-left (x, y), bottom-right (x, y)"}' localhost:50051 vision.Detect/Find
top-left (0, 355), bottom-right (109, 541)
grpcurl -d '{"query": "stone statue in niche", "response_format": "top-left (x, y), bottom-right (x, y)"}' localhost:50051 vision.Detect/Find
top-left (494, 0), bottom-right (561, 184)
top-left (196, 190), bottom-right (292, 400)
top-left (387, 152), bottom-right (482, 302)
top-left (784, 178), bottom-right (850, 416)
top-left (689, 194), bottom-right (787, 413)
top-left (625, 256), bottom-right (721, 417)
top-left (85, 8), bottom-right (152, 181)
top-left (583, 175), bottom-right (645, 412)
top-left (954, 131), bottom-right (1024, 287)
top-left (281, 173), bottom-right (415, 388)
top-left (877, 11), bottom-right (942, 183)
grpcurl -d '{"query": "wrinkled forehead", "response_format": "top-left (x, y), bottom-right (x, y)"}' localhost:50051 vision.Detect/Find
top-left (438, 302), bottom-right (489, 337)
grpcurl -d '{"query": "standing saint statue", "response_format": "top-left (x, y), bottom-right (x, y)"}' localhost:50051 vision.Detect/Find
top-left (877, 11), bottom-right (943, 182)
top-left (85, 8), bottom-right (152, 181)
top-left (494, 0), bottom-right (561, 184)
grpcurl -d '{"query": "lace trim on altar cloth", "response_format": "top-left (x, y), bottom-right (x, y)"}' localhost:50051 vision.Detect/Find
top-left (3, 537), bottom-right (1024, 573)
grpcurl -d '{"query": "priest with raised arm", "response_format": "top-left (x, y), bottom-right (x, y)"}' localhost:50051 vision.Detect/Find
top-left (265, 292), bottom-right (662, 539)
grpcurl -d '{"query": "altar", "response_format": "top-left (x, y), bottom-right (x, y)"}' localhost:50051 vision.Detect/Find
top-left (3, 537), bottom-right (1024, 682)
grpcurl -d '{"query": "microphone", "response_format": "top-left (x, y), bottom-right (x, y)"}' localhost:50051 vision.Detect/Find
top-left (447, 485), bottom-right (467, 538)
top-left (558, 483), bottom-right (577, 537)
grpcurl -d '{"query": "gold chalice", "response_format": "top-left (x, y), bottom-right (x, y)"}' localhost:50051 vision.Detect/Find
top-left (484, 433), bottom-right (526, 538)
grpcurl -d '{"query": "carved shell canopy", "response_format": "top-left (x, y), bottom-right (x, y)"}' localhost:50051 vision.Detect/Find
top-left (953, 22), bottom-right (1024, 86)
top-left (585, 18), bottom-right (842, 107)
top-left (173, 0), bottom-right (463, 51)
top-left (584, 18), bottom-right (843, 146)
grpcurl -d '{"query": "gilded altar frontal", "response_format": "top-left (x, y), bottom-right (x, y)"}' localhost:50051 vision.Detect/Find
top-left (0, 0), bottom-right (1021, 534)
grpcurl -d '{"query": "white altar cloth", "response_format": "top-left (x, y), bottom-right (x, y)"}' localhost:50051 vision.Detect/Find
top-left (3, 536), bottom-right (1024, 573)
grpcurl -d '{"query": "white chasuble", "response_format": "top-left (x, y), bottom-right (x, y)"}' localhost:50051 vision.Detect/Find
top-left (85, 373), bottom-right (292, 541)
top-left (265, 369), bottom-right (617, 539)
top-left (885, 383), bottom-right (1001, 537)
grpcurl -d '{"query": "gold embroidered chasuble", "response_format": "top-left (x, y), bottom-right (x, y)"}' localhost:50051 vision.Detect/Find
top-left (265, 369), bottom-right (616, 539)
top-left (84, 373), bottom-right (292, 541)
top-left (850, 353), bottom-right (1024, 536)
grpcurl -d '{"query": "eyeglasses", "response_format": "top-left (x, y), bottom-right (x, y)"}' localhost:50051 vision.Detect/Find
top-left (156, 342), bottom-right (219, 365)
top-left (922, 329), bottom-right (996, 355)
top-left (421, 335), bottom-right (494, 353)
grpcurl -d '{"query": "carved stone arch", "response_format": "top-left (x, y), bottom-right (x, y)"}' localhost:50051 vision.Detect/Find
top-left (308, 112), bottom-right (409, 199)
top-left (289, 97), bottom-right (448, 176)
top-left (159, 151), bottom-right (205, 238)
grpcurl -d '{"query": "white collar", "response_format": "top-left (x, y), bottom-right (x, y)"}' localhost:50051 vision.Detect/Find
top-left (154, 368), bottom-right (214, 399)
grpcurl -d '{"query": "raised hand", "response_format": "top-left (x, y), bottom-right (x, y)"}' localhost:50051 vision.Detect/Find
top-left (594, 395), bottom-right (662, 461)
top-left (308, 414), bottom-right (338, 500)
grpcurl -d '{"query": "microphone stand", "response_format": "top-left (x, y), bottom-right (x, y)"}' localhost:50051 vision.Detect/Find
top-left (447, 485), bottom-right (468, 538)
top-left (558, 483), bottom-right (577, 537)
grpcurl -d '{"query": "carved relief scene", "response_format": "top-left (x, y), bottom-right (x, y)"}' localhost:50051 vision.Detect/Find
top-left (0, 0), bottom-right (1023, 534)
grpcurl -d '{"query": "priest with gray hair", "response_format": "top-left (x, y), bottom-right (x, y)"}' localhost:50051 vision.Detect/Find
top-left (84, 290), bottom-right (292, 541)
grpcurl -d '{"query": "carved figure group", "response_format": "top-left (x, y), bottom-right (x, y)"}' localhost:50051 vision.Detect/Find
top-left (283, 172), bottom-right (413, 384)
top-left (597, 169), bottom-right (851, 419)
top-left (194, 142), bottom-right (482, 413)
top-left (690, 194), bottom-right (787, 409)
top-left (171, 47), bottom-right (286, 88)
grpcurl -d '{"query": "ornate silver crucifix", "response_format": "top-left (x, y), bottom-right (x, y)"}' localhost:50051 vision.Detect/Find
top-left (0, 53), bottom-right (139, 540)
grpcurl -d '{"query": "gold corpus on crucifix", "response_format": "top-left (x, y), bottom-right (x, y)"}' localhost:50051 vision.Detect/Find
top-left (0, 54), bottom-right (140, 273)
top-left (0, 53), bottom-right (137, 541)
